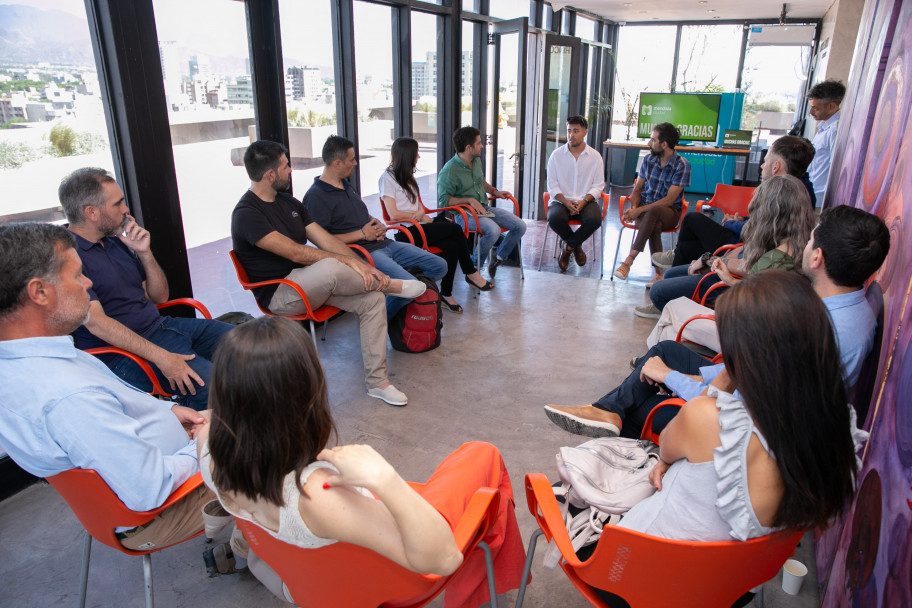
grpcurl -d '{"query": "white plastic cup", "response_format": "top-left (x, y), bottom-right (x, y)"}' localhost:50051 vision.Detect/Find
top-left (781, 558), bottom-right (808, 595)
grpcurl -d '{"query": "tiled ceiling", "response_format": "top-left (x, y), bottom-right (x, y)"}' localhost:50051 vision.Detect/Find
top-left (552, 1), bottom-right (831, 23)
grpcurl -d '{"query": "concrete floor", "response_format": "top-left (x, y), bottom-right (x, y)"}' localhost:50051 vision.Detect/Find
top-left (0, 200), bottom-right (820, 607)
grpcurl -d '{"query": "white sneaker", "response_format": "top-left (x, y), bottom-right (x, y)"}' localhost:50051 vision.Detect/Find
top-left (651, 250), bottom-right (676, 269)
top-left (367, 384), bottom-right (408, 406)
top-left (397, 280), bottom-right (427, 300)
top-left (634, 303), bottom-right (662, 319)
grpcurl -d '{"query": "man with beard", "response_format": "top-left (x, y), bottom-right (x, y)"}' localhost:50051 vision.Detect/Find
top-left (545, 115), bottom-right (605, 271)
top-left (304, 135), bottom-right (446, 319)
top-left (612, 122), bottom-right (690, 286)
top-left (232, 140), bottom-right (424, 406)
top-left (0, 223), bottom-right (211, 549)
top-left (60, 168), bottom-right (234, 410)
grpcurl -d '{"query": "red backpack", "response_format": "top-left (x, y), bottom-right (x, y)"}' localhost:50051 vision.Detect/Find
top-left (388, 275), bottom-right (442, 353)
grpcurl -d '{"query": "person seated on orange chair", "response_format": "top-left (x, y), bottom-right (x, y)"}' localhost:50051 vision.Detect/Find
top-left (651, 135), bottom-right (817, 271)
top-left (613, 122), bottom-right (690, 286)
top-left (380, 136), bottom-right (494, 313)
top-left (545, 205), bottom-right (889, 442)
top-left (583, 272), bottom-right (866, 606)
top-left (621, 272), bottom-right (864, 541)
top-left (0, 223), bottom-right (212, 552)
top-left (545, 115), bottom-right (605, 272)
top-left (197, 316), bottom-right (527, 608)
top-left (232, 140), bottom-right (426, 407)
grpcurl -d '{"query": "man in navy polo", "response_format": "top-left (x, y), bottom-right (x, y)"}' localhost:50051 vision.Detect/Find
top-left (60, 168), bottom-right (234, 410)
top-left (304, 135), bottom-right (446, 318)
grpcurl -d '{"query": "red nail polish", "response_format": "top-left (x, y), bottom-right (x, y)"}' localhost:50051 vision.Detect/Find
top-left (322, 482), bottom-right (331, 490)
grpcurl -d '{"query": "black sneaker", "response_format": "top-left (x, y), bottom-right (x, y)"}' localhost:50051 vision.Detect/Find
top-left (488, 256), bottom-right (504, 278)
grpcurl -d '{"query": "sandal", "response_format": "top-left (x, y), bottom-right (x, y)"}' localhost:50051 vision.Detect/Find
top-left (466, 276), bottom-right (495, 291)
top-left (441, 298), bottom-right (463, 313)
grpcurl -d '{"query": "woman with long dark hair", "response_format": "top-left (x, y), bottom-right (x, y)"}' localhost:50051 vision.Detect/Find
top-left (197, 317), bottom-right (526, 607)
top-left (380, 137), bottom-right (493, 313)
top-left (619, 270), bottom-right (861, 541)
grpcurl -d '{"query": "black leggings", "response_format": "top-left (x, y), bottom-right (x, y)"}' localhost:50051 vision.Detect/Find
top-left (396, 220), bottom-right (477, 297)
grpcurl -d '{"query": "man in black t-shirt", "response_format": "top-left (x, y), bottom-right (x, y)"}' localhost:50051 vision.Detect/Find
top-left (231, 140), bottom-right (426, 407)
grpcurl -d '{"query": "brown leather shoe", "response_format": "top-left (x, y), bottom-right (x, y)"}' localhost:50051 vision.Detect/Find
top-left (543, 404), bottom-right (622, 437)
top-left (573, 247), bottom-right (587, 266)
top-left (558, 246), bottom-right (571, 272)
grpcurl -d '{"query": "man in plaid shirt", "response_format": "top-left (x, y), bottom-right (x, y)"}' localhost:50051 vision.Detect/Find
top-left (613, 122), bottom-right (690, 287)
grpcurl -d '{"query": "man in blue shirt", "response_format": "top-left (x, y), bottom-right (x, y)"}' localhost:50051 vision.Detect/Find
top-left (304, 135), bottom-right (446, 319)
top-left (806, 80), bottom-right (845, 205)
top-left (613, 122), bottom-right (690, 286)
top-left (59, 168), bottom-right (234, 410)
top-left (0, 223), bottom-right (211, 551)
top-left (545, 205), bottom-right (890, 439)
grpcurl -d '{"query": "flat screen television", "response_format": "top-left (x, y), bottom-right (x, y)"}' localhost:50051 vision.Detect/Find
top-left (637, 92), bottom-right (722, 143)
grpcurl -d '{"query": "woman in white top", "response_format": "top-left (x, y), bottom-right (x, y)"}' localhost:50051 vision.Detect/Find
top-left (380, 137), bottom-right (493, 313)
top-left (197, 316), bottom-right (527, 607)
top-left (627, 270), bottom-right (860, 541)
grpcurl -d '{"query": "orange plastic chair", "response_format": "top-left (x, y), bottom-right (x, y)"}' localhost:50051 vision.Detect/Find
top-left (696, 183), bottom-right (755, 218)
top-left (84, 298), bottom-right (214, 398)
top-left (537, 192), bottom-right (610, 278)
top-left (378, 194), bottom-right (477, 256)
top-left (516, 472), bottom-right (803, 608)
top-left (228, 250), bottom-right (342, 344)
top-left (610, 196), bottom-right (689, 282)
top-left (46, 469), bottom-right (205, 608)
top-left (486, 193), bottom-right (525, 280)
top-left (689, 243), bottom-right (744, 307)
top-left (234, 485), bottom-right (502, 607)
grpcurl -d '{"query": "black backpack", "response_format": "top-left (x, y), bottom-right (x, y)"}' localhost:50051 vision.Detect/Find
top-left (388, 275), bottom-right (442, 353)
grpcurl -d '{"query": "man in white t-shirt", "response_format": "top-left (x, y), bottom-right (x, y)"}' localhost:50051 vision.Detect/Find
top-left (546, 115), bottom-right (606, 271)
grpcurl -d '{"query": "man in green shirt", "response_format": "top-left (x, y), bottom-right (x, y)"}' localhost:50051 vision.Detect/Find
top-left (437, 126), bottom-right (526, 279)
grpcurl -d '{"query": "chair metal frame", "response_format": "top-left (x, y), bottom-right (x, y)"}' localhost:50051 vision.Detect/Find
top-left (611, 196), bottom-right (690, 282)
top-left (46, 469), bottom-right (205, 608)
top-left (234, 485), bottom-right (502, 607)
top-left (537, 192), bottom-right (610, 278)
top-left (486, 193), bottom-right (525, 281)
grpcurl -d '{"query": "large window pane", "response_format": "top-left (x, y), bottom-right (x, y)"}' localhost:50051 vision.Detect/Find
top-left (489, 0), bottom-right (530, 20)
top-left (675, 25), bottom-right (743, 93)
top-left (279, 0), bottom-right (337, 192)
top-left (576, 15), bottom-right (596, 42)
top-left (410, 12), bottom-right (442, 200)
top-left (152, 0), bottom-right (251, 250)
top-left (741, 41), bottom-right (811, 143)
top-left (0, 0), bottom-right (115, 225)
top-left (353, 1), bottom-right (395, 199)
top-left (610, 25), bottom-right (676, 140)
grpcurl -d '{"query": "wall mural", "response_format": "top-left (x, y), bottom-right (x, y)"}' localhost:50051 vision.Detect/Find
top-left (816, 0), bottom-right (912, 605)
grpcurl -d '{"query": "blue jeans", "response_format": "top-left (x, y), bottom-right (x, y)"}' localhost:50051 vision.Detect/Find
top-left (455, 205), bottom-right (527, 268)
top-left (105, 316), bottom-right (234, 410)
top-left (594, 340), bottom-right (709, 438)
top-left (648, 264), bottom-right (722, 310)
top-left (367, 240), bottom-right (447, 318)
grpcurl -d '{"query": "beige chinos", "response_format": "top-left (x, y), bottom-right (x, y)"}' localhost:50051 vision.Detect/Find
top-left (268, 258), bottom-right (388, 388)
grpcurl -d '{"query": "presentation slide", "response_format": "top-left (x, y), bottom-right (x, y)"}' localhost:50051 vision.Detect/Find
top-left (637, 92), bottom-right (722, 142)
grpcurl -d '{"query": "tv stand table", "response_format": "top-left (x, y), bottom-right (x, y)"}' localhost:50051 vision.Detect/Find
top-left (602, 139), bottom-right (751, 188)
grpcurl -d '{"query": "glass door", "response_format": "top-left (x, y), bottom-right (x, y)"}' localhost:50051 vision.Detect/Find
top-left (487, 18), bottom-right (528, 213)
top-left (537, 34), bottom-right (582, 216)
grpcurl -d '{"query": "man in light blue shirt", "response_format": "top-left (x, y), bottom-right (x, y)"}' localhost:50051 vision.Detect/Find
top-left (0, 223), bottom-right (213, 550)
top-left (806, 80), bottom-right (845, 205)
top-left (545, 206), bottom-right (890, 439)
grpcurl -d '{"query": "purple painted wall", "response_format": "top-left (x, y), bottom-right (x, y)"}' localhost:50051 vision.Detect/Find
top-left (816, 0), bottom-right (912, 605)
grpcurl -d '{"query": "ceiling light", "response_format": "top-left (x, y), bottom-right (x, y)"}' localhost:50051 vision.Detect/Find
top-left (707, 9), bottom-right (716, 12)
top-left (623, 2), bottom-right (632, 6)
top-left (699, 1), bottom-right (708, 4)
top-left (713, 15), bottom-right (720, 18)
